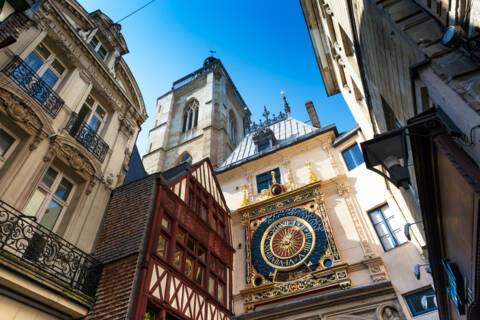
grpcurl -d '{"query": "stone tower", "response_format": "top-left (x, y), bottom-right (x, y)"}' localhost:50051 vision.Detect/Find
top-left (143, 57), bottom-right (251, 173)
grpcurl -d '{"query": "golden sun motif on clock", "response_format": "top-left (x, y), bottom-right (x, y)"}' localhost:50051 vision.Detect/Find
top-left (270, 226), bottom-right (305, 259)
top-left (260, 216), bottom-right (316, 270)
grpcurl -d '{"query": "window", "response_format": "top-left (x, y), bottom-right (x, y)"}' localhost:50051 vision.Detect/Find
top-left (23, 167), bottom-right (74, 230)
top-left (0, 127), bottom-right (15, 158)
top-left (256, 168), bottom-right (281, 193)
top-left (89, 35), bottom-right (108, 61)
top-left (182, 99), bottom-right (199, 132)
top-left (24, 43), bottom-right (66, 96)
top-left (341, 143), bottom-right (364, 171)
top-left (229, 110), bottom-right (237, 145)
top-left (404, 287), bottom-right (438, 316)
top-left (257, 140), bottom-right (270, 152)
top-left (78, 95), bottom-right (107, 133)
top-left (368, 205), bottom-right (407, 251)
top-left (208, 255), bottom-right (228, 306)
top-left (171, 228), bottom-right (207, 287)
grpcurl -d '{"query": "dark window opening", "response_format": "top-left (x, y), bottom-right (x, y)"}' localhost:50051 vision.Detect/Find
top-left (256, 168), bottom-right (281, 193)
top-left (404, 287), bottom-right (438, 316)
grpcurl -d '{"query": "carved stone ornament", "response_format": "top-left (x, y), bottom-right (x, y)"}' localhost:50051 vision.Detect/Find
top-left (119, 114), bottom-right (136, 137)
top-left (29, 135), bottom-right (43, 151)
top-left (0, 89), bottom-right (44, 136)
top-left (43, 139), bottom-right (96, 178)
top-left (122, 148), bottom-right (131, 172)
top-left (364, 258), bottom-right (389, 282)
top-left (381, 306), bottom-right (402, 320)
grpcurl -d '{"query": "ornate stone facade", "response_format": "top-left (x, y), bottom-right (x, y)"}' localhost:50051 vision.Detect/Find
top-left (0, 1), bottom-right (146, 318)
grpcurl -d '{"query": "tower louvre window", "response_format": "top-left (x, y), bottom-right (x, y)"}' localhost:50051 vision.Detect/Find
top-left (229, 110), bottom-right (237, 145)
top-left (182, 99), bottom-right (199, 132)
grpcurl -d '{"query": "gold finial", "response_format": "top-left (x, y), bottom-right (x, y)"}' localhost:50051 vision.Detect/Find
top-left (241, 184), bottom-right (249, 207)
top-left (306, 160), bottom-right (317, 183)
top-left (271, 170), bottom-right (277, 184)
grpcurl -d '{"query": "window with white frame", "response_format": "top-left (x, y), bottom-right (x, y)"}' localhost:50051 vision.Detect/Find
top-left (368, 204), bottom-right (407, 251)
top-left (89, 35), bottom-right (108, 61)
top-left (182, 99), bottom-right (199, 132)
top-left (78, 95), bottom-right (107, 133)
top-left (24, 167), bottom-right (74, 231)
top-left (24, 43), bottom-right (66, 91)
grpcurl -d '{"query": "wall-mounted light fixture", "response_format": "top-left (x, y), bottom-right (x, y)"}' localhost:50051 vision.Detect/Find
top-left (404, 221), bottom-right (423, 241)
top-left (361, 128), bottom-right (411, 189)
top-left (414, 263), bottom-right (432, 280)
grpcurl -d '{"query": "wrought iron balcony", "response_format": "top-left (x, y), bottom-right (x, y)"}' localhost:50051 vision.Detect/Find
top-left (3, 55), bottom-right (64, 118)
top-left (65, 112), bottom-right (109, 163)
top-left (0, 200), bottom-right (102, 299)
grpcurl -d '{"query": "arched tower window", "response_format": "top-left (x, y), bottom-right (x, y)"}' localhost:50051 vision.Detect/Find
top-left (182, 99), bottom-right (199, 132)
top-left (178, 152), bottom-right (193, 164)
top-left (228, 110), bottom-right (237, 145)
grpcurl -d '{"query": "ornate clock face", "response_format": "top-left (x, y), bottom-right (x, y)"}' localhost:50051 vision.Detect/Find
top-left (251, 208), bottom-right (327, 282)
top-left (261, 217), bottom-right (315, 270)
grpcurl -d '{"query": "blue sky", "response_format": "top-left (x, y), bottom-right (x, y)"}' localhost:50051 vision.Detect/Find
top-left (78, 0), bottom-right (355, 155)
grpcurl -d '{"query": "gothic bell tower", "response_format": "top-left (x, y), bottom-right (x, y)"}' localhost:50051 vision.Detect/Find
top-left (143, 57), bottom-right (251, 173)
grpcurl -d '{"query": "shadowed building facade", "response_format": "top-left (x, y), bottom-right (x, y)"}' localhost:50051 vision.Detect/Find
top-left (301, 0), bottom-right (480, 318)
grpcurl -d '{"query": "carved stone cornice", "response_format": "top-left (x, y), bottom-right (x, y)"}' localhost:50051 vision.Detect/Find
top-left (0, 88), bottom-right (41, 131)
top-left (43, 137), bottom-right (100, 194)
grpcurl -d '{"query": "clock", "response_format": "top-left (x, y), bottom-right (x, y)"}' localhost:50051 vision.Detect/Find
top-left (251, 207), bottom-right (327, 282)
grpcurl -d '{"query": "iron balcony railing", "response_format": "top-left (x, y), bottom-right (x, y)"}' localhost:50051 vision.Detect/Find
top-left (3, 55), bottom-right (64, 118)
top-left (65, 112), bottom-right (109, 163)
top-left (0, 200), bottom-right (102, 299)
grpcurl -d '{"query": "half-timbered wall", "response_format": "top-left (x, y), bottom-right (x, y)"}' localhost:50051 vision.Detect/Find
top-left (135, 160), bottom-right (234, 320)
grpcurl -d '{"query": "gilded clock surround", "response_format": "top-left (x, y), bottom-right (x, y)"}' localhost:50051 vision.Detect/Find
top-left (239, 181), bottom-right (351, 310)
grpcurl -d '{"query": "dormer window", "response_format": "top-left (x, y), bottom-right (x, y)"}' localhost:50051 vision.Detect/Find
top-left (89, 35), bottom-right (108, 61)
top-left (257, 140), bottom-right (271, 152)
top-left (252, 127), bottom-right (276, 153)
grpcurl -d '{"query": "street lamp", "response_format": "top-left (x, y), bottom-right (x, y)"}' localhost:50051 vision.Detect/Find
top-left (360, 128), bottom-right (410, 189)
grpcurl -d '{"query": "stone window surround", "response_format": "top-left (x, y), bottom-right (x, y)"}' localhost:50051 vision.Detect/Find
top-left (23, 165), bottom-right (75, 232)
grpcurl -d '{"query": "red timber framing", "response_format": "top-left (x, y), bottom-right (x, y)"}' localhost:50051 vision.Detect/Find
top-left (133, 159), bottom-right (235, 320)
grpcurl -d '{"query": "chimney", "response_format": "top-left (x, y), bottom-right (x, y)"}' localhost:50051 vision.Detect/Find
top-left (305, 101), bottom-right (321, 128)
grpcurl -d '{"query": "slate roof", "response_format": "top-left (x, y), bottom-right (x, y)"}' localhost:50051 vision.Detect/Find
top-left (123, 145), bottom-right (147, 185)
top-left (217, 117), bottom-right (338, 172)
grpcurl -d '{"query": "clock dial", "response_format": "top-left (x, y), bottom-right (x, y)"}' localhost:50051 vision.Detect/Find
top-left (251, 208), bottom-right (327, 282)
top-left (261, 217), bottom-right (315, 270)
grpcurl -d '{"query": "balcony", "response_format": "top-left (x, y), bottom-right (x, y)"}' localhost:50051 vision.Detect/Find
top-left (3, 55), bottom-right (64, 118)
top-left (0, 200), bottom-right (102, 300)
top-left (65, 112), bottom-right (109, 163)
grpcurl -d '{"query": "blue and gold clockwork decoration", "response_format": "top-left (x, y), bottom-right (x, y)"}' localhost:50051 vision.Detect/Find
top-left (251, 207), bottom-right (327, 281)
